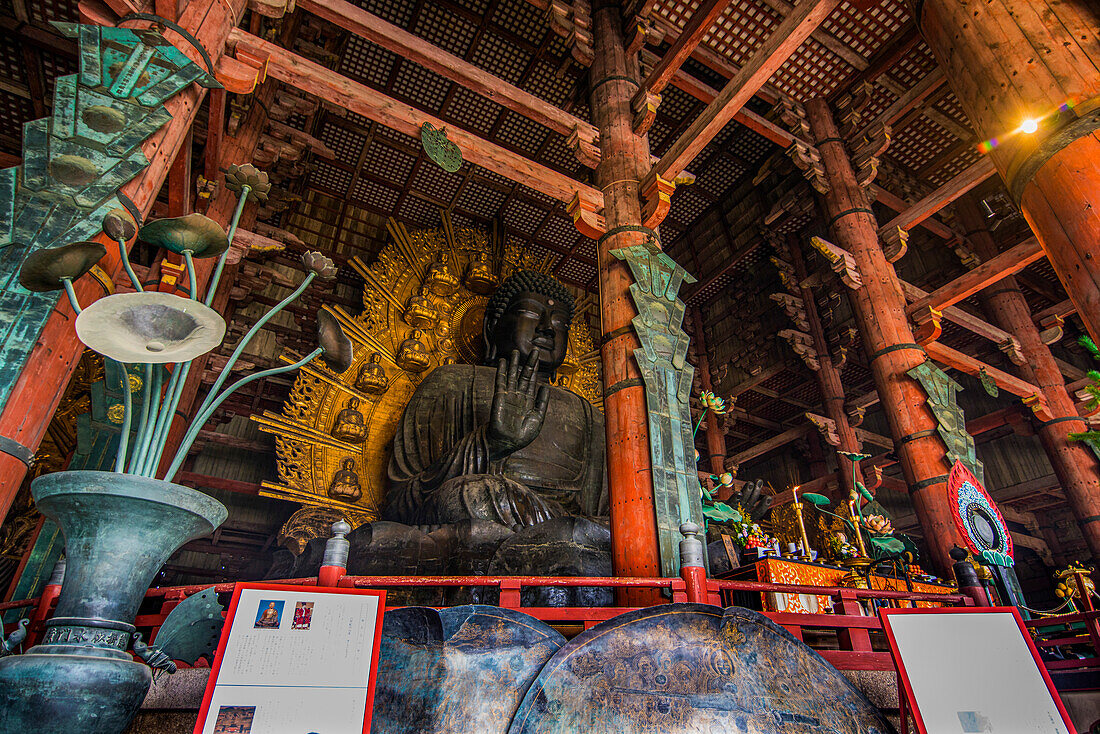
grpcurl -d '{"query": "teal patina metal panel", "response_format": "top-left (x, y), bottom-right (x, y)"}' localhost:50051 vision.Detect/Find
top-left (611, 241), bottom-right (706, 577)
top-left (0, 22), bottom-right (218, 417)
top-left (907, 360), bottom-right (984, 482)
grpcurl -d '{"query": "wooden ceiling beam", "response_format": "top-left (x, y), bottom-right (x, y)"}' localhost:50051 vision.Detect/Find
top-left (642, 50), bottom-right (807, 149)
top-left (727, 423), bottom-right (812, 469)
top-left (901, 278), bottom-right (1020, 349)
top-left (756, 0), bottom-right (867, 70)
top-left (924, 341), bottom-right (1048, 412)
top-left (648, 0), bottom-right (840, 185)
top-left (640, 0), bottom-right (734, 97)
top-left (229, 30), bottom-right (604, 210)
top-left (296, 0), bottom-right (599, 165)
top-left (877, 157), bottom-right (997, 238)
top-left (868, 183), bottom-right (959, 241)
top-left (904, 237), bottom-right (1044, 317)
top-left (853, 68), bottom-right (944, 142)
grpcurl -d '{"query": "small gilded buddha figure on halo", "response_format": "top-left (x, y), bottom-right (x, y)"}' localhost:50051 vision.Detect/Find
top-left (464, 251), bottom-right (498, 294)
top-left (354, 352), bottom-right (389, 395)
top-left (387, 269), bottom-right (605, 530)
top-left (403, 284), bottom-right (439, 329)
top-left (396, 329), bottom-right (432, 372)
top-left (328, 457), bottom-right (363, 502)
top-left (331, 397), bottom-right (368, 444)
top-left (425, 251), bottom-right (460, 296)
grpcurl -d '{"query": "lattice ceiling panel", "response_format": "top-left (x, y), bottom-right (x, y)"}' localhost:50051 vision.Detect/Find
top-left (30, 0), bottom-right (75, 25)
top-left (339, 35), bottom-right (398, 87)
top-left (822, 0), bottom-right (907, 59)
top-left (310, 164), bottom-right (354, 195)
top-left (929, 146), bottom-right (980, 187)
top-left (573, 238), bottom-right (597, 262)
top-left (539, 135), bottom-right (582, 174)
top-left (648, 118), bottom-right (674, 156)
top-left (398, 193), bottom-right (443, 227)
top-left (0, 34), bottom-right (24, 87)
top-left (455, 178), bottom-right (509, 217)
top-left (891, 42), bottom-right (938, 88)
top-left (555, 255), bottom-right (596, 287)
top-left (772, 39), bottom-right (852, 101)
top-left (392, 60), bottom-right (452, 113)
top-left (364, 139), bottom-right (418, 186)
top-left (318, 120), bottom-right (365, 162)
top-left (414, 1), bottom-right (480, 57)
top-left (669, 187), bottom-right (711, 227)
top-left (443, 86), bottom-right (501, 136)
top-left (501, 196), bottom-right (549, 237)
top-left (525, 60), bottom-right (575, 107)
top-left (695, 154), bottom-right (747, 198)
top-left (538, 214), bottom-right (582, 252)
top-left (470, 33), bottom-right (530, 85)
top-left (352, 0), bottom-right (416, 26)
top-left (728, 126), bottom-right (773, 166)
top-left (410, 160), bottom-right (467, 204)
top-left (0, 93), bottom-right (32, 153)
top-left (888, 114), bottom-right (955, 174)
top-left (496, 111), bottom-right (550, 157)
top-left (352, 177), bottom-right (402, 212)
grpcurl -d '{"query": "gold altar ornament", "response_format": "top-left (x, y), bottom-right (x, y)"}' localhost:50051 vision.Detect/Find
top-left (253, 218), bottom-right (603, 553)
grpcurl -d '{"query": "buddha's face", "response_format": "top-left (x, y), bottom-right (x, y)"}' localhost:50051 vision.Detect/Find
top-left (488, 291), bottom-right (570, 373)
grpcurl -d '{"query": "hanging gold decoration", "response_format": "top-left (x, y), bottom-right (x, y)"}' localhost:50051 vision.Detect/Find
top-left (252, 218), bottom-right (602, 553)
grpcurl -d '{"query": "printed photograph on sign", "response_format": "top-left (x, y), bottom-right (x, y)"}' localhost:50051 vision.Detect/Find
top-left (254, 600), bottom-right (284, 629)
top-left (213, 705), bottom-right (255, 733)
top-left (293, 601), bottom-right (314, 630)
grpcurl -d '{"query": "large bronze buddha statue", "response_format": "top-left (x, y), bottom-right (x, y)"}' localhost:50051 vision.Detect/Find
top-left (386, 270), bottom-right (606, 530)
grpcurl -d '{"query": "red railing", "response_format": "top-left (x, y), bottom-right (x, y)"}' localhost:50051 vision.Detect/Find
top-left (1025, 610), bottom-right (1100, 673)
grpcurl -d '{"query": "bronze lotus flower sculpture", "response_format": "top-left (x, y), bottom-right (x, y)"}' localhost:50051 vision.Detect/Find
top-left (75, 292), bottom-right (226, 364)
top-left (103, 208), bottom-right (138, 242)
top-left (138, 213), bottom-right (230, 258)
top-left (224, 163), bottom-right (271, 204)
top-left (318, 310), bottom-right (354, 373)
top-left (18, 241), bottom-right (106, 292)
top-left (302, 251), bottom-right (337, 280)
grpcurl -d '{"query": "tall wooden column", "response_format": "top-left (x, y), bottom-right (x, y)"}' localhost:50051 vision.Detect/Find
top-left (916, 0), bottom-right (1100, 343)
top-left (788, 238), bottom-right (862, 498)
top-left (589, 5), bottom-right (661, 595)
top-left (958, 195), bottom-right (1100, 564)
top-left (806, 97), bottom-right (962, 575)
top-left (689, 307), bottom-right (726, 476)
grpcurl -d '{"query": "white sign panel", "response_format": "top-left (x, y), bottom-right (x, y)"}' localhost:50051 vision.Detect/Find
top-left (195, 583), bottom-right (386, 734)
top-left (880, 607), bottom-right (1073, 734)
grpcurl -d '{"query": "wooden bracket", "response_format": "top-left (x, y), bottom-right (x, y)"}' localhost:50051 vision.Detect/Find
top-left (847, 403), bottom-right (865, 427)
top-left (567, 191), bottom-right (606, 239)
top-left (864, 463), bottom-right (884, 492)
top-left (910, 306), bottom-right (943, 345)
top-left (1038, 314), bottom-right (1064, 345)
top-left (769, 293), bottom-right (809, 332)
top-left (624, 14), bottom-right (663, 55)
top-left (832, 345), bottom-right (848, 371)
top-left (997, 337), bottom-right (1026, 366)
top-left (949, 236), bottom-right (982, 270)
top-left (1021, 393), bottom-right (1053, 422)
top-left (835, 80), bottom-right (873, 138)
top-left (805, 412), bottom-right (840, 445)
top-left (248, 0), bottom-right (293, 18)
top-left (640, 173), bottom-right (675, 229)
top-left (566, 124), bottom-right (601, 169)
top-left (851, 123), bottom-right (890, 188)
top-left (810, 235), bottom-right (862, 289)
top-left (631, 89), bottom-right (661, 135)
top-left (880, 225), bottom-right (908, 263)
top-left (780, 329), bottom-right (819, 371)
top-left (777, 97), bottom-right (810, 139)
top-left (547, 0), bottom-right (594, 66)
top-left (764, 188), bottom-right (814, 227)
top-left (785, 140), bottom-right (829, 195)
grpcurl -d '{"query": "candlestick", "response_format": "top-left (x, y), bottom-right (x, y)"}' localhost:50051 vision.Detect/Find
top-left (848, 499), bottom-right (868, 557)
top-left (792, 498), bottom-right (812, 562)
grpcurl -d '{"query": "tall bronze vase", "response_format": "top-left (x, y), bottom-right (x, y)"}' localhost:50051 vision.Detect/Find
top-left (0, 471), bottom-right (227, 733)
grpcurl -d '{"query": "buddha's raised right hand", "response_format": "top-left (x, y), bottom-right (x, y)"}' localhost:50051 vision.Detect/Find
top-left (487, 349), bottom-right (550, 459)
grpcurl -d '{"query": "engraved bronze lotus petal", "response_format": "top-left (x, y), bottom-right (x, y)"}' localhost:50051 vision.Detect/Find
top-left (75, 292), bottom-right (226, 363)
top-left (18, 241), bottom-right (107, 292)
top-left (224, 163), bottom-right (271, 204)
top-left (302, 251), bottom-right (337, 280)
top-left (318, 310), bottom-right (354, 373)
top-left (103, 207), bottom-right (138, 241)
top-left (138, 213), bottom-right (229, 258)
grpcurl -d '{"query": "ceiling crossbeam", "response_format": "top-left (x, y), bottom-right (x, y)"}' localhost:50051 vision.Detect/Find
top-left (638, 0), bottom-right (733, 98)
top-left (648, 0), bottom-right (840, 188)
top-left (877, 156), bottom-right (997, 237)
top-left (229, 29), bottom-right (604, 210)
top-left (296, 0), bottom-right (600, 167)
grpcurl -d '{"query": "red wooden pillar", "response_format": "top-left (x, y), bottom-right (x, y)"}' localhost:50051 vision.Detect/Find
top-left (589, 6), bottom-right (661, 603)
top-left (788, 237), bottom-right (862, 498)
top-left (689, 307), bottom-right (727, 476)
top-left (916, 0), bottom-right (1100, 343)
top-left (806, 97), bottom-right (962, 577)
top-left (957, 195), bottom-right (1100, 564)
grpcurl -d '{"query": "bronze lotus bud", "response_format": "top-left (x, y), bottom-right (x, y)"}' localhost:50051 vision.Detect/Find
top-left (19, 241), bottom-right (107, 292)
top-left (224, 163), bottom-right (271, 204)
top-left (317, 310), bottom-right (354, 373)
top-left (103, 208), bottom-right (138, 242)
top-left (302, 251), bottom-right (337, 280)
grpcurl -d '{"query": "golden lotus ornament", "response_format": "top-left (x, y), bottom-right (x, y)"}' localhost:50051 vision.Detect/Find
top-left (75, 292), bottom-right (226, 363)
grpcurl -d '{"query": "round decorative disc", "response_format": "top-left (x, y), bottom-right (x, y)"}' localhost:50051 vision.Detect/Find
top-left (947, 460), bottom-right (1013, 561)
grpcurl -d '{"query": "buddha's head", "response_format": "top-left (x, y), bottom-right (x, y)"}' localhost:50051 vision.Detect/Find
top-left (483, 270), bottom-right (575, 373)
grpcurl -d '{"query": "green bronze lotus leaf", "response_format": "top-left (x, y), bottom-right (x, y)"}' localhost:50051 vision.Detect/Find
top-left (103, 207), bottom-right (138, 241)
top-left (802, 493), bottom-right (831, 506)
top-left (224, 163), bottom-right (271, 203)
top-left (19, 241), bottom-right (107, 292)
top-left (138, 213), bottom-right (229, 258)
top-left (75, 291), bottom-right (226, 363)
top-left (318, 310), bottom-right (354, 373)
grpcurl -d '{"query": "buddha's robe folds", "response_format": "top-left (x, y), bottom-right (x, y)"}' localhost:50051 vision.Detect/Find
top-left (386, 364), bottom-right (606, 528)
